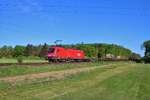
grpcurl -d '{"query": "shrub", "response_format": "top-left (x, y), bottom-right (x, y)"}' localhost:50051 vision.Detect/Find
top-left (17, 56), bottom-right (23, 63)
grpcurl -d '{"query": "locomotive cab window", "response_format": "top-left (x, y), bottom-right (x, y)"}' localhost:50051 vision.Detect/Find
top-left (48, 48), bottom-right (55, 53)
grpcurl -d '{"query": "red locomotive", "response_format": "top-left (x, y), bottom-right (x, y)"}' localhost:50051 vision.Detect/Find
top-left (47, 46), bottom-right (89, 62)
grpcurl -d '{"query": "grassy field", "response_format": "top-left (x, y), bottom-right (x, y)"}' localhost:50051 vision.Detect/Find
top-left (0, 62), bottom-right (150, 100)
top-left (0, 58), bottom-right (47, 63)
top-left (0, 62), bottom-right (110, 77)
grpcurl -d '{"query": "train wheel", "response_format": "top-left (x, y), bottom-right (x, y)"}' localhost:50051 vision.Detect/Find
top-left (48, 59), bottom-right (53, 63)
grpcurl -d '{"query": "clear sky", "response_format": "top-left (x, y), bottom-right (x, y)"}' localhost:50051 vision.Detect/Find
top-left (0, 0), bottom-right (150, 56)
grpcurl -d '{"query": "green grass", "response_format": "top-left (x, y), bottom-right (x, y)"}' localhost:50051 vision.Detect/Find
top-left (0, 58), bottom-right (47, 63)
top-left (0, 62), bottom-right (111, 77)
top-left (0, 63), bottom-right (150, 100)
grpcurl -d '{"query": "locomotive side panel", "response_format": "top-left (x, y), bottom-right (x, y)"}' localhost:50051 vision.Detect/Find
top-left (47, 46), bottom-right (85, 62)
top-left (55, 47), bottom-right (68, 58)
top-left (67, 49), bottom-right (84, 59)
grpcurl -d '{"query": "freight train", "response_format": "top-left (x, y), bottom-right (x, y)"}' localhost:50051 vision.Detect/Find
top-left (47, 46), bottom-right (130, 63)
top-left (47, 46), bottom-right (91, 62)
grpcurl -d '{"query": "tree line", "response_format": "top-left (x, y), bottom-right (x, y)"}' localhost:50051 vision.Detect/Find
top-left (63, 43), bottom-right (139, 60)
top-left (0, 43), bottom-right (48, 58)
top-left (0, 43), bottom-right (140, 60)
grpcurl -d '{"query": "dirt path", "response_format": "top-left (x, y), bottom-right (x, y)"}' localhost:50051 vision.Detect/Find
top-left (0, 64), bottom-right (115, 83)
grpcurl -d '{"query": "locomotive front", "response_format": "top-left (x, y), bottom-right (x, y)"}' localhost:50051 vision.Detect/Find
top-left (47, 47), bottom-right (57, 62)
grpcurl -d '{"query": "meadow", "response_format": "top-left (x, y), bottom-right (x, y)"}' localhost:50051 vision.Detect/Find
top-left (0, 62), bottom-right (110, 78)
top-left (0, 58), bottom-right (47, 63)
top-left (0, 62), bottom-right (149, 100)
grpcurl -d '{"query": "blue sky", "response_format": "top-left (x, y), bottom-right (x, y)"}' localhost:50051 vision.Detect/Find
top-left (0, 0), bottom-right (150, 56)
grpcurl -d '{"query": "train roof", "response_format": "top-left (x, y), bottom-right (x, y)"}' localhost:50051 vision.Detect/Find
top-left (49, 46), bottom-right (84, 52)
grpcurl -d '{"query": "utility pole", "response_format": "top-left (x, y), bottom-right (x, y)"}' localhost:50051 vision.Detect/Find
top-left (54, 40), bottom-right (63, 46)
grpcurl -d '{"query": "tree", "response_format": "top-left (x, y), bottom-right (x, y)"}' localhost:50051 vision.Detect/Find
top-left (0, 46), bottom-right (13, 58)
top-left (24, 44), bottom-right (34, 56)
top-left (143, 40), bottom-right (150, 63)
top-left (34, 45), bottom-right (43, 56)
top-left (61, 43), bottom-right (132, 58)
top-left (39, 43), bottom-right (48, 58)
top-left (13, 45), bottom-right (25, 57)
top-left (129, 53), bottom-right (141, 61)
top-left (0, 43), bottom-right (133, 59)
top-left (97, 45), bottom-right (106, 58)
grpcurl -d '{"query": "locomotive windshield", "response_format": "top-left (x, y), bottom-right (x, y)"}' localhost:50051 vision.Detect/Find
top-left (48, 48), bottom-right (55, 53)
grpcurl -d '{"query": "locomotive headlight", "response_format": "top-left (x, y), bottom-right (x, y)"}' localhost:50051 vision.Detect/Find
top-left (48, 54), bottom-right (56, 57)
top-left (48, 54), bottom-right (52, 57)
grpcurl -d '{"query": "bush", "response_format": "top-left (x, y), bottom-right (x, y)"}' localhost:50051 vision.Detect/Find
top-left (17, 56), bottom-right (23, 63)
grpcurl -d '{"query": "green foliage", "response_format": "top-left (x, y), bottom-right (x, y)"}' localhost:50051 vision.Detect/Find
top-left (63, 43), bottom-right (132, 58)
top-left (17, 56), bottom-right (23, 63)
top-left (97, 45), bottom-right (106, 58)
top-left (0, 46), bottom-right (13, 58)
top-left (24, 44), bottom-right (34, 56)
top-left (0, 44), bottom-right (47, 58)
top-left (13, 45), bottom-right (25, 57)
top-left (39, 43), bottom-right (48, 58)
top-left (24, 44), bottom-right (43, 57)
top-left (0, 43), bottom-right (132, 59)
top-left (129, 53), bottom-right (141, 61)
top-left (143, 40), bottom-right (150, 63)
